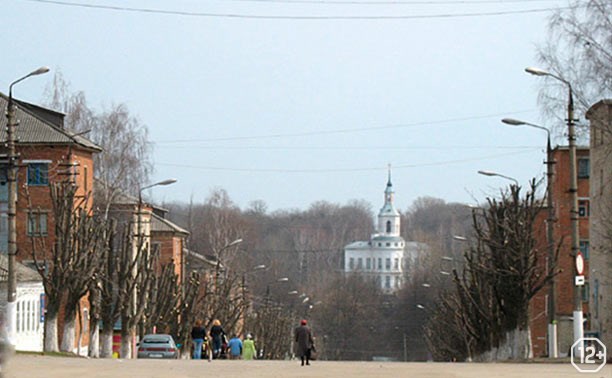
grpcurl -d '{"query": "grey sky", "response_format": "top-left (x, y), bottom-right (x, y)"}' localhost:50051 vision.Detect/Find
top-left (2, 0), bottom-right (568, 211)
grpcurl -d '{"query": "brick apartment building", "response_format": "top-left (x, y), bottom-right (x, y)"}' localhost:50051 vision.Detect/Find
top-left (586, 99), bottom-right (611, 354)
top-left (530, 145), bottom-right (591, 358)
top-left (0, 93), bottom-right (101, 352)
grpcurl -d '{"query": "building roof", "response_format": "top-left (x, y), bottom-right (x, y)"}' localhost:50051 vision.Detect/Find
top-left (0, 93), bottom-right (102, 152)
top-left (0, 255), bottom-right (42, 283)
top-left (185, 249), bottom-right (220, 269)
top-left (151, 212), bottom-right (189, 236)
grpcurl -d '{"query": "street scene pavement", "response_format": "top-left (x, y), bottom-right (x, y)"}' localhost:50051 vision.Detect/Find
top-left (3, 355), bottom-right (610, 378)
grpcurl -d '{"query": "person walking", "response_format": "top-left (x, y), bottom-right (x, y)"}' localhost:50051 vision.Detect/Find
top-left (294, 319), bottom-right (314, 366)
top-left (227, 334), bottom-right (243, 360)
top-left (242, 334), bottom-right (257, 360)
top-left (209, 319), bottom-right (226, 359)
top-left (190, 320), bottom-right (207, 360)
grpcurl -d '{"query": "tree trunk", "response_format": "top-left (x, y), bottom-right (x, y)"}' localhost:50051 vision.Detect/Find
top-left (120, 329), bottom-right (133, 359)
top-left (100, 327), bottom-right (115, 358)
top-left (88, 326), bottom-right (100, 358)
top-left (60, 313), bottom-right (76, 353)
top-left (44, 309), bottom-right (60, 353)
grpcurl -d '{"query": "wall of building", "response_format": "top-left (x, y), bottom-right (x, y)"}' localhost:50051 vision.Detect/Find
top-left (587, 99), bottom-right (612, 354)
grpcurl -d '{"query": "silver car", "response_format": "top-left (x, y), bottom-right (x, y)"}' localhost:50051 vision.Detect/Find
top-left (137, 334), bottom-right (179, 359)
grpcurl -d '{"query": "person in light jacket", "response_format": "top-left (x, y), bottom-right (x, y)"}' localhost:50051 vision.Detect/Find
top-left (242, 334), bottom-right (257, 360)
top-left (294, 319), bottom-right (314, 366)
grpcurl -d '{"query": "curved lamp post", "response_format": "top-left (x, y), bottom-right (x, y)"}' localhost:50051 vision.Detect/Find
top-left (6, 66), bottom-right (50, 345)
top-left (503, 117), bottom-right (558, 357)
top-left (477, 170), bottom-right (519, 186)
top-left (526, 66), bottom-right (581, 358)
top-left (134, 178), bottom-right (176, 357)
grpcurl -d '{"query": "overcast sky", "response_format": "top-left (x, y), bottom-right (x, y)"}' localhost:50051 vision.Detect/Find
top-left (2, 0), bottom-right (570, 212)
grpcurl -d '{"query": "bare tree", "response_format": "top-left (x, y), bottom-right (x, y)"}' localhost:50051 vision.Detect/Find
top-left (27, 183), bottom-right (109, 353)
top-left (536, 0), bottom-right (611, 136)
top-left (43, 71), bottom-right (153, 214)
top-left (425, 182), bottom-right (558, 361)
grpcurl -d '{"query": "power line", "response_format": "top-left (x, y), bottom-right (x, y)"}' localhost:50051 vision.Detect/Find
top-left (226, 0), bottom-right (565, 5)
top-left (156, 144), bottom-right (541, 150)
top-left (156, 148), bottom-right (538, 173)
top-left (21, 0), bottom-right (570, 19)
top-left (156, 110), bottom-right (538, 144)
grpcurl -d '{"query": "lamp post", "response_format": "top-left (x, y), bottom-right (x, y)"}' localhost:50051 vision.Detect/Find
top-left (5, 66), bottom-right (50, 345)
top-left (133, 178), bottom-right (176, 357)
top-left (477, 170), bottom-right (519, 186)
top-left (213, 238), bottom-right (243, 288)
top-left (525, 66), bottom-right (582, 358)
top-left (502, 117), bottom-right (558, 358)
top-left (240, 264), bottom-right (266, 335)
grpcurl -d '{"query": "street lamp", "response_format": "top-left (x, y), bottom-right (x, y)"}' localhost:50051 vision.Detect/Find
top-left (214, 238), bottom-right (243, 286)
top-left (526, 66), bottom-right (582, 358)
top-left (478, 170), bottom-right (519, 186)
top-left (5, 66), bottom-right (50, 345)
top-left (134, 178), bottom-right (176, 357)
top-left (502, 117), bottom-right (558, 358)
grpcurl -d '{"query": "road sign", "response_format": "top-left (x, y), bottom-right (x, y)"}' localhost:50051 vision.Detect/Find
top-left (576, 252), bottom-right (585, 275)
top-left (575, 275), bottom-right (585, 286)
top-left (571, 337), bottom-right (607, 373)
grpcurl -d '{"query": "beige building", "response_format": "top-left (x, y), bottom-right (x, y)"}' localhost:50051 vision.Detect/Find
top-left (586, 99), bottom-right (611, 352)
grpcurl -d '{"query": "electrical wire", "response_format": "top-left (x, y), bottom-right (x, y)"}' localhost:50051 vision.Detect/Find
top-left (157, 110), bottom-right (539, 144)
top-left (20, 0), bottom-right (572, 19)
top-left (156, 148), bottom-right (538, 173)
top-left (225, 0), bottom-right (566, 5)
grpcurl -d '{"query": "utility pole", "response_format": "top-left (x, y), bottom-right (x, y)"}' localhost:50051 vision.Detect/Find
top-left (566, 86), bottom-right (583, 357)
top-left (525, 67), bottom-right (582, 358)
top-left (5, 67), bottom-right (49, 345)
top-left (545, 135), bottom-right (558, 358)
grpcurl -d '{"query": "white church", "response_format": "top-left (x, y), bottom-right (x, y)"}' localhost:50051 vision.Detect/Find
top-left (343, 171), bottom-right (427, 293)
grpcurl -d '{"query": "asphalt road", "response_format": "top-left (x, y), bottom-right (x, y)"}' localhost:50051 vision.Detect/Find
top-left (3, 354), bottom-right (611, 378)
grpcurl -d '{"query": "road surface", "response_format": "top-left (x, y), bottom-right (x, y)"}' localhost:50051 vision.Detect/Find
top-left (3, 354), bottom-right (610, 378)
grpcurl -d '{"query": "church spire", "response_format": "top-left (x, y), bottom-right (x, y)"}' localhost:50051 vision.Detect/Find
top-left (379, 165), bottom-right (400, 236)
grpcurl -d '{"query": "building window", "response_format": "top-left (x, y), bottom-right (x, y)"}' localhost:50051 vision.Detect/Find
top-left (577, 158), bottom-right (590, 178)
top-left (27, 212), bottom-right (48, 236)
top-left (27, 163), bottom-right (49, 186)
top-left (579, 240), bottom-right (589, 260)
top-left (378, 258), bottom-right (382, 270)
top-left (386, 243), bottom-right (390, 247)
top-left (83, 166), bottom-right (88, 192)
top-left (385, 258), bottom-right (391, 270)
top-left (385, 276), bottom-right (391, 289)
top-left (582, 282), bottom-right (590, 302)
top-left (386, 221), bottom-right (391, 233)
top-left (394, 258), bottom-right (399, 270)
top-left (366, 258), bottom-right (371, 270)
top-left (357, 258), bottom-right (363, 270)
top-left (349, 258), bottom-right (354, 270)
top-left (578, 200), bottom-right (590, 217)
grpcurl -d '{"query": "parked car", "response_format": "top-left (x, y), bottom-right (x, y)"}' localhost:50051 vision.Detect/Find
top-left (137, 334), bottom-right (179, 359)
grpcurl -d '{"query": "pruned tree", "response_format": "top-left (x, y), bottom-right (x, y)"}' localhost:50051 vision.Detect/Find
top-left (27, 182), bottom-right (110, 353)
top-left (424, 181), bottom-right (558, 361)
top-left (118, 222), bottom-right (158, 359)
top-left (172, 270), bottom-right (202, 357)
top-left (143, 262), bottom-right (180, 336)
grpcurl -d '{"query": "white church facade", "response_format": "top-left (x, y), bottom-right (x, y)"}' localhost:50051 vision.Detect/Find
top-left (343, 172), bottom-right (426, 293)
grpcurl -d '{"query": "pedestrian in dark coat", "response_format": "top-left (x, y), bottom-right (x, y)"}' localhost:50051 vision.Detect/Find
top-left (294, 319), bottom-right (314, 366)
top-left (210, 319), bottom-right (225, 359)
